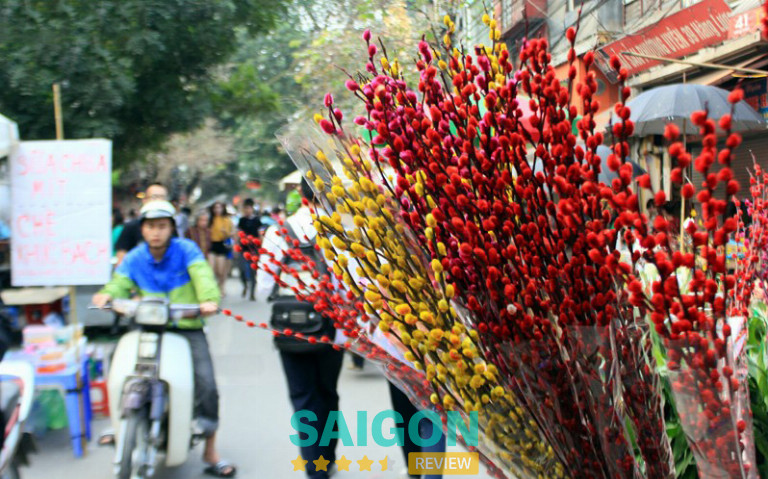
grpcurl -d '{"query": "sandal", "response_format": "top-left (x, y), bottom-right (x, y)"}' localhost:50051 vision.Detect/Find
top-left (98, 431), bottom-right (115, 446)
top-left (204, 460), bottom-right (237, 478)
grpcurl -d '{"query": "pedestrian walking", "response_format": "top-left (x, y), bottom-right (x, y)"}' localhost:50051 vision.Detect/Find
top-left (237, 198), bottom-right (261, 300)
top-left (208, 201), bottom-right (234, 296)
top-left (257, 179), bottom-right (343, 479)
top-left (112, 208), bottom-right (124, 256)
top-left (187, 211), bottom-right (212, 256)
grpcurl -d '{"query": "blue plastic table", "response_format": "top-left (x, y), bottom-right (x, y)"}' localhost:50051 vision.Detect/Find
top-left (36, 360), bottom-right (92, 457)
top-left (8, 352), bottom-right (92, 457)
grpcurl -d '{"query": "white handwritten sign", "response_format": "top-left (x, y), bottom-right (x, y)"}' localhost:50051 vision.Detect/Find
top-left (10, 140), bottom-right (112, 286)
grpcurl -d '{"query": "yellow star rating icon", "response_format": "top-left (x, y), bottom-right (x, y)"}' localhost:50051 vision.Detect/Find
top-left (357, 455), bottom-right (374, 471)
top-left (292, 455), bottom-right (391, 472)
top-left (313, 455), bottom-right (330, 472)
top-left (335, 455), bottom-right (352, 471)
top-left (291, 455), bottom-right (308, 471)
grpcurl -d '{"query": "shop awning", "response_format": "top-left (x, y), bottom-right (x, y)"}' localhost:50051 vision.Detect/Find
top-left (688, 54), bottom-right (768, 86)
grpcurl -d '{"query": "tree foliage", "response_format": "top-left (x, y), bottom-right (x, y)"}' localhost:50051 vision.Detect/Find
top-left (0, 0), bottom-right (286, 166)
top-left (227, 0), bottom-right (452, 200)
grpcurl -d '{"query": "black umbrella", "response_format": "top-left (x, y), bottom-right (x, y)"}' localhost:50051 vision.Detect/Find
top-left (610, 84), bottom-right (765, 136)
top-left (595, 145), bottom-right (645, 184)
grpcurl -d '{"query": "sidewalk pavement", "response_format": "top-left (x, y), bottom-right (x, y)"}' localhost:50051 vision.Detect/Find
top-left (24, 278), bottom-right (495, 479)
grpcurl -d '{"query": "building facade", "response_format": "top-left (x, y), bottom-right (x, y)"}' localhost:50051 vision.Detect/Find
top-left (452, 0), bottom-right (767, 201)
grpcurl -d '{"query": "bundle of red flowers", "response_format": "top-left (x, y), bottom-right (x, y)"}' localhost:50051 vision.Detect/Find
top-left (231, 14), bottom-right (764, 479)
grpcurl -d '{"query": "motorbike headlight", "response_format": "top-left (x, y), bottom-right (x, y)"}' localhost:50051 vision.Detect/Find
top-left (135, 303), bottom-right (168, 326)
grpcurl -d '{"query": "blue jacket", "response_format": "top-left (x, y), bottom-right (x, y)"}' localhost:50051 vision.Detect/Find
top-left (100, 238), bottom-right (220, 329)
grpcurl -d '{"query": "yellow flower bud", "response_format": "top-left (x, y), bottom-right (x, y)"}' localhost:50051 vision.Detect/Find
top-left (364, 290), bottom-right (381, 303)
top-left (445, 285), bottom-right (455, 299)
top-left (408, 277), bottom-right (424, 290)
top-left (376, 274), bottom-right (390, 288)
top-left (359, 177), bottom-right (374, 193)
top-left (350, 243), bottom-right (365, 257)
top-left (314, 113), bottom-right (323, 123)
top-left (482, 13), bottom-right (490, 25)
top-left (431, 259), bottom-right (443, 274)
top-left (426, 213), bottom-right (436, 227)
top-left (331, 236), bottom-right (347, 250)
top-left (391, 279), bottom-right (407, 293)
top-left (394, 304), bottom-right (411, 315)
top-left (314, 178), bottom-right (325, 192)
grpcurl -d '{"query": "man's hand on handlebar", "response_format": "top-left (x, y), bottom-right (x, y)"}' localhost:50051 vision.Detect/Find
top-left (92, 293), bottom-right (112, 309)
top-left (200, 302), bottom-right (219, 316)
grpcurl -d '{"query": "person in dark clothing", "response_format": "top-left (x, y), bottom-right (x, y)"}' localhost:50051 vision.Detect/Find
top-left (256, 180), bottom-right (343, 479)
top-left (114, 183), bottom-right (169, 265)
top-left (236, 198), bottom-right (261, 300)
top-left (389, 383), bottom-right (446, 479)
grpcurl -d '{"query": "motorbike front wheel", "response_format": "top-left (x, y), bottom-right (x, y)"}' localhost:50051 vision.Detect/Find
top-left (117, 410), bottom-right (149, 479)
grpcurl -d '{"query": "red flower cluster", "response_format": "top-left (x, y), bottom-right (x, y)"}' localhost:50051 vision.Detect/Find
top-left (341, 31), bottom-right (673, 478)
top-left (229, 16), bottom-right (763, 479)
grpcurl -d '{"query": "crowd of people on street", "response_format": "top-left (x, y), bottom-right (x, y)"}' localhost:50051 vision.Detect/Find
top-left (110, 187), bottom-right (293, 301)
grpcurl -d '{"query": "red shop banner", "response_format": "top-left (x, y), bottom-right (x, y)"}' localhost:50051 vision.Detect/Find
top-left (728, 6), bottom-right (768, 39)
top-left (595, 0), bottom-right (731, 79)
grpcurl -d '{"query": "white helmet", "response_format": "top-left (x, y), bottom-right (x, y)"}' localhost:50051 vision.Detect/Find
top-left (140, 200), bottom-right (176, 221)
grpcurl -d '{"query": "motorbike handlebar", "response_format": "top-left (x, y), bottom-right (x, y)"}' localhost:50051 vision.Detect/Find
top-left (88, 299), bottom-right (213, 318)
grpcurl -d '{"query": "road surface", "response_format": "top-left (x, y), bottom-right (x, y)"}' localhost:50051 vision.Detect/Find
top-left (24, 279), bottom-right (495, 479)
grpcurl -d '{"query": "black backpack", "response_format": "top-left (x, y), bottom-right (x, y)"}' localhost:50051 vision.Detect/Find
top-left (269, 221), bottom-right (336, 353)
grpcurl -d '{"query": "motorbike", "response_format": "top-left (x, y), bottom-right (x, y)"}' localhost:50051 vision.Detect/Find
top-left (0, 305), bottom-right (34, 479)
top-left (0, 360), bottom-right (35, 479)
top-left (95, 298), bottom-right (203, 479)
